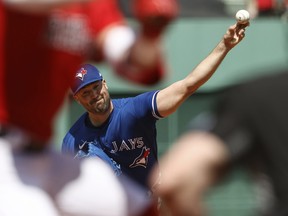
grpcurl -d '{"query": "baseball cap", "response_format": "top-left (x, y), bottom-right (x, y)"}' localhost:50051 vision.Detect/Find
top-left (71, 64), bottom-right (103, 95)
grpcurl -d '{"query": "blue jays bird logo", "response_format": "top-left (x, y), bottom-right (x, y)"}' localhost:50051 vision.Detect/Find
top-left (129, 146), bottom-right (150, 168)
top-left (76, 68), bottom-right (87, 81)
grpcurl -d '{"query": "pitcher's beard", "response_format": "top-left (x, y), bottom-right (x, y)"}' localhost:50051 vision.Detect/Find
top-left (91, 97), bottom-right (111, 114)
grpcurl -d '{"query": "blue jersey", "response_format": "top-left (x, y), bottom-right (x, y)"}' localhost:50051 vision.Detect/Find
top-left (62, 90), bottom-right (162, 188)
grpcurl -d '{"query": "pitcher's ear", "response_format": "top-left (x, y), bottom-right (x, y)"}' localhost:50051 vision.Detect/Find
top-left (73, 95), bottom-right (80, 103)
top-left (103, 80), bottom-right (108, 89)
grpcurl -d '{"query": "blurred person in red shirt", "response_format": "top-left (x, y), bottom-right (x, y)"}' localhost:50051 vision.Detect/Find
top-left (1, 0), bottom-right (178, 143)
top-left (0, 0), bottom-right (177, 215)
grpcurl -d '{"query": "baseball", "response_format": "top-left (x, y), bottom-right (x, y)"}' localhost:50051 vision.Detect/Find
top-left (235, 9), bottom-right (250, 24)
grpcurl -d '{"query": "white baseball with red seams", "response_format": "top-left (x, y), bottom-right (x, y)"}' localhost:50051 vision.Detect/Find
top-left (235, 10), bottom-right (250, 24)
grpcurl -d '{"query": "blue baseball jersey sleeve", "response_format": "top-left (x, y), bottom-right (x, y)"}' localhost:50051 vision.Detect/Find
top-left (62, 90), bottom-right (162, 188)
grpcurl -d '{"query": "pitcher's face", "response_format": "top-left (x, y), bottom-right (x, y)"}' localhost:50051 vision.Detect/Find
top-left (74, 80), bottom-right (111, 114)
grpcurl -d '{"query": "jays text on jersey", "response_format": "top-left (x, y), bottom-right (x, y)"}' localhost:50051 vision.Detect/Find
top-left (62, 90), bottom-right (162, 188)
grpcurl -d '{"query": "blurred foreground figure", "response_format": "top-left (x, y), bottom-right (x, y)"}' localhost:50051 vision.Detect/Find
top-left (1, 0), bottom-right (177, 143)
top-left (150, 70), bottom-right (288, 216)
top-left (0, 0), bottom-right (166, 215)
